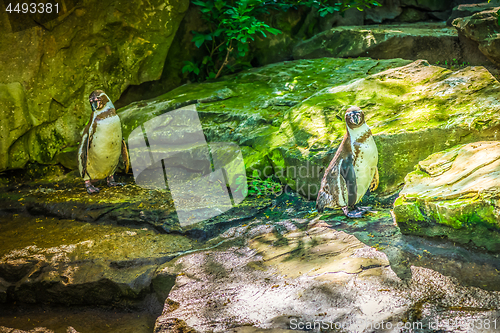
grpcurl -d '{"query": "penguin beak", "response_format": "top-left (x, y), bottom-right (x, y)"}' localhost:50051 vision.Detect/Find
top-left (351, 113), bottom-right (361, 125)
top-left (90, 98), bottom-right (99, 111)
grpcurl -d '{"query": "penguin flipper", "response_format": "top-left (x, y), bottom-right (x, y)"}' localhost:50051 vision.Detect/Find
top-left (369, 167), bottom-right (379, 192)
top-left (78, 132), bottom-right (90, 179)
top-left (340, 155), bottom-right (357, 207)
top-left (121, 139), bottom-right (130, 174)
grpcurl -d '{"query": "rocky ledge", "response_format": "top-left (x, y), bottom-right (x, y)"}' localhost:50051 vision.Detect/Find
top-left (394, 141), bottom-right (500, 252)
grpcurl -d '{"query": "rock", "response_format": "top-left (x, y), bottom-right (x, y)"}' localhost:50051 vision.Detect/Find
top-left (0, 82), bottom-right (31, 170)
top-left (154, 218), bottom-right (500, 332)
top-left (365, 0), bottom-right (403, 23)
top-left (394, 141), bottom-right (500, 252)
top-left (453, 7), bottom-right (500, 66)
top-left (0, 213), bottom-right (188, 306)
top-left (250, 9), bottom-right (305, 67)
top-left (292, 22), bottom-right (465, 64)
top-left (428, 10), bottom-right (453, 21)
top-left (447, 2), bottom-right (500, 26)
top-left (117, 57), bottom-right (411, 184)
top-left (0, 0), bottom-right (189, 172)
top-left (401, 0), bottom-right (453, 12)
top-left (276, 60), bottom-right (500, 197)
top-left (0, 328), bottom-right (54, 333)
top-left (397, 7), bottom-right (430, 22)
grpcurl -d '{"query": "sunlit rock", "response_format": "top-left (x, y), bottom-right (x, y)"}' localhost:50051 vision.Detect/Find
top-left (453, 7), bottom-right (500, 67)
top-left (394, 141), bottom-right (500, 252)
top-left (0, 0), bottom-right (188, 172)
top-left (292, 22), bottom-right (472, 65)
top-left (277, 60), bottom-right (500, 197)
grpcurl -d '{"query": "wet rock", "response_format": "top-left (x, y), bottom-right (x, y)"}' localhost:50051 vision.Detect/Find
top-left (293, 22), bottom-right (464, 64)
top-left (365, 0), bottom-right (403, 23)
top-left (0, 327), bottom-right (54, 333)
top-left (0, 214), bottom-right (189, 306)
top-left (117, 57), bottom-right (411, 185)
top-left (400, 0), bottom-right (453, 12)
top-left (0, 0), bottom-right (189, 172)
top-left (277, 60), bottom-right (500, 197)
top-left (154, 219), bottom-right (500, 332)
top-left (0, 170), bottom-right (272, 239)
top-left (447, 2), bottom-right (500, 26)
top-left (397, 7), bottom-right (430, 22)
top-left (394, 141), bottom-right (500, 252)
top-left (453, 7), bottom-right (500, 66)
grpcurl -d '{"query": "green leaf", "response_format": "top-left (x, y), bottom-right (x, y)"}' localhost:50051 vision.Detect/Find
top-left (214, 0), bottom-right (225, 10)
top-left (213, 28), bottom-right (224, 37)
top-left (266, 27), bottom-right (281, 35)
top-left (191, 31), bottom-right (205, 48)
top-left (192, 0), bottom-right (208, 7)
top-left (208, 72), bottom-right (217, 79)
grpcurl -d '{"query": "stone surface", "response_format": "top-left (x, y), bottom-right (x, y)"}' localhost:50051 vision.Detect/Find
top-left (276, 60), bottom-right (500, 197)
top-left (292, 22), bottom-right (465, 64)
top-left (117, 57), bottom-right (411, 190)
top-left (154, 217), bottom-right (500, 332)
top-left (2, 179), bottom-right (500, 331)
top-left (0, 213), bottom-right (186, 307)
top-left (365, 0), bottom-right (403, 23)
top-left (394, 141), bottom-right (500, 252)
top-left (453, 7), bottom-right (500, 66)
top-left (401, 0), bottom-right (453, 11)
top-left (397, 7), bottom-right (429, 22)
top-left (0, 0), bottom-right (188, 172)
top-left (447, 2), bottom-right (500, 26)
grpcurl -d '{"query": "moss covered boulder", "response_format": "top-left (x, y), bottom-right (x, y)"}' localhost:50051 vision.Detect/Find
top-left (0, 0), bottom-right (188, 172)
top-left (393, 141), bottom-right (500, 252)
top-left (292, 22), bottom-right (466, 65)
top-left (118, 57), bottom-right (411, 183)
top-left (453, 7), bottom-right (500, 67)
top-left (276, 60), bottom-right (500, 198)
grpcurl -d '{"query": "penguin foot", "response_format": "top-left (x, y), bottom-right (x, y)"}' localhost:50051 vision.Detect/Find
top-left (85, 181), bottom-right (100, 194)
top-left (342, 206), bottom-right (369, 218)
top-left (107, 175), bottom-right (124, 187)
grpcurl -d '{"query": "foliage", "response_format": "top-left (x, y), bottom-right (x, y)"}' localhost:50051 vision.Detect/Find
top-left (434, 59), bottom-right (470, 70)
top-left (487, 0), bottom-right (500, 26)
top-left (237, 170), bottom-right (283, 196)
top-left (184, 0), bottom-right (381, 81)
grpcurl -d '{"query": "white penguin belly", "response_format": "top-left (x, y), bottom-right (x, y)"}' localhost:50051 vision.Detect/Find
top-left (353, 136), bottom-right (378, 203)
top-left (86, 115), bottom-right (122, 180)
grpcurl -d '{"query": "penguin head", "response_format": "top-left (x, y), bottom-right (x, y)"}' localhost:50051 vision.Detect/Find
top-left (89, 90), bottom-right (110, 111)
top-left (345, 106), bottom-right (365, 129)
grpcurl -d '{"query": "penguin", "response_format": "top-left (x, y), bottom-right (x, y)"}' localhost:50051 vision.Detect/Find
top-left (78, 90), bottom-right (129, 194)
top-left (316, 106), bottom-right (379, 218)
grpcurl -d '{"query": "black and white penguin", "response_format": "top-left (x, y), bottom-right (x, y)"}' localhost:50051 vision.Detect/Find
top-left (316, 106), bottom-right (379, 218)
top-left (78, 90), bottom-right (129, 194)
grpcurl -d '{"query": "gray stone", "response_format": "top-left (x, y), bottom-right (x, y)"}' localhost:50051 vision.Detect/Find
top-left (154, 219), bottom-right (500, 332)
top-left (276, 60), bottom-right (500, 196)
top-left (364, 0), bottom-right (403, 23)
top-left (453, 7), bottom-right (500, 66)
top-left (447, 2), bottom-right (500, 25)
top-left (394, 141), bottom-right (500, 252)
top-left (292, 22), bottom-right (463, 64)
top-left (401, 0), bottom-right (453, 11)
top-left (0, 0), bottom-right (189, 172)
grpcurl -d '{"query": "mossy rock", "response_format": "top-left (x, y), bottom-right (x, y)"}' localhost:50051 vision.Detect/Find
top-left (0, 0), bottom-right (189, 172)
top-left (117, 57), bottom-right (412, 187)
top-left (393, 141), bottom-right (500, 252)
top-left (292, 22), bottom-right (463, 65)
top-left (277, 60), bottom-right (500, 198)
